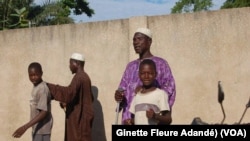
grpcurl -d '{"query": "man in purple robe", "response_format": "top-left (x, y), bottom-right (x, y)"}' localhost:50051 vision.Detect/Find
top-left (114, 27), bottom-right (176, 124)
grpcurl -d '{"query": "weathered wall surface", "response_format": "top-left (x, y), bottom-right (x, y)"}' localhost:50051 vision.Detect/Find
top-left (0, 7), bottom-right (250, 141)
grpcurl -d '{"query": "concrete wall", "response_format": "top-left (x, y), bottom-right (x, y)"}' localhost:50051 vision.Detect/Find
top-left (1, 7), bottom-right (250, 141)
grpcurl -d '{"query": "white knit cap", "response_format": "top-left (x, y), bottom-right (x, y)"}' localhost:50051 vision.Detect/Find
top-left (70, 53), bottom-right (85, 61)
top-left (135, 27), bottom-right (152, 38)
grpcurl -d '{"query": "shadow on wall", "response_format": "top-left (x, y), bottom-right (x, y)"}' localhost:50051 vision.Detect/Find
top-left (91, 86), bottom-right (107, 141)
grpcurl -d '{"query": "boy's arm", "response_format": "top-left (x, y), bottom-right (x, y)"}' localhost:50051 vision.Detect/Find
top-left (12, 110), bottom-right (48, 138)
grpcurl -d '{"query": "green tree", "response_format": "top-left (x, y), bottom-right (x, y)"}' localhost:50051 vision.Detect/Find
top-left (0, 0), bottom-right (32, 30)
top-left (28, 1), bottom-right (74, 26)
top-left (0, 0), bottom-right (10, 30)
top-left (220, 0), bottom-right (250, 9)
top-left (9, 7), bottom-right (29, 28)
top-left (1, 0), bottom-right (95, 30)
top-left (62, 0), bottom-right (94, 16)
top-left (171, 0), bottom-right (213, 14)
top-left (28, 0), bottom-right (95, 26)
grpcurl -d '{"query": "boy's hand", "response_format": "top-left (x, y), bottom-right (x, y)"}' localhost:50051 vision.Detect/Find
top-left (12, 125), bottom-right (28, 138)
top-left (146, 108), bottom-right (155, 119)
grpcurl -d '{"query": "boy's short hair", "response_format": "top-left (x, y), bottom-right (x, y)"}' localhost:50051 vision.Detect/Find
top-left (28, 62), bottom-right (42, 73)
top-left (139, 59), bottom-right (156, 72)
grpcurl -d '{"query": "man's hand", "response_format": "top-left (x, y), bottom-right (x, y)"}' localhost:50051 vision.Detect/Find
top-left (134, 85), bottom-right (142, 94)
top-left (114, 89), bottom-right (124, 103)
top-left (124, 119), bottom-right (134, 125)
top-left (60, 102), bottom-right (66, 112)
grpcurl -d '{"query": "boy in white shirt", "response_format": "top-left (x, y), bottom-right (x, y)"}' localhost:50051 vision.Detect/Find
top-left (125, 59), bottom-right (172, 125)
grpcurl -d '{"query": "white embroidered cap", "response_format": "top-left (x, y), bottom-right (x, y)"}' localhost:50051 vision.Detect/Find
top-left (135, 27), bottom-right (152, 38)
top-left (70, 53), bottom-right (85, 61)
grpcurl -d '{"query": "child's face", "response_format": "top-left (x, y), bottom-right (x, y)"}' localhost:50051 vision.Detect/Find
top-left (139, 64), bottom-right (156, 86)
top-left (28, 68), bottom-right (42, 86)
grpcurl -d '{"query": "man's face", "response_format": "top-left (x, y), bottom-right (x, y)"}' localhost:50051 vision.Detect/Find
top-left (133, 33), bottom-right (152, 54)
top-left (69, 59), bottom-right (77, 74)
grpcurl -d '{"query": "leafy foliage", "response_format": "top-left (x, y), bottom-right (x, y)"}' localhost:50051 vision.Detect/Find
top-left (29, 1), bottom-right (74, 26)
top-left (9, 7), bottom-right (29, 28)
top-left (63, 0), bottom-right (94, 16)
top-left (0, 0), bottom-right (31, 30)
top-left (220, 0), bottom-right (250, 9)
top-left (171, 0), bottom-right (250, 14)
top-left (0, 0), bottom-right (95, 30)
top-left (171, 0), bottom-right (213, 13)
